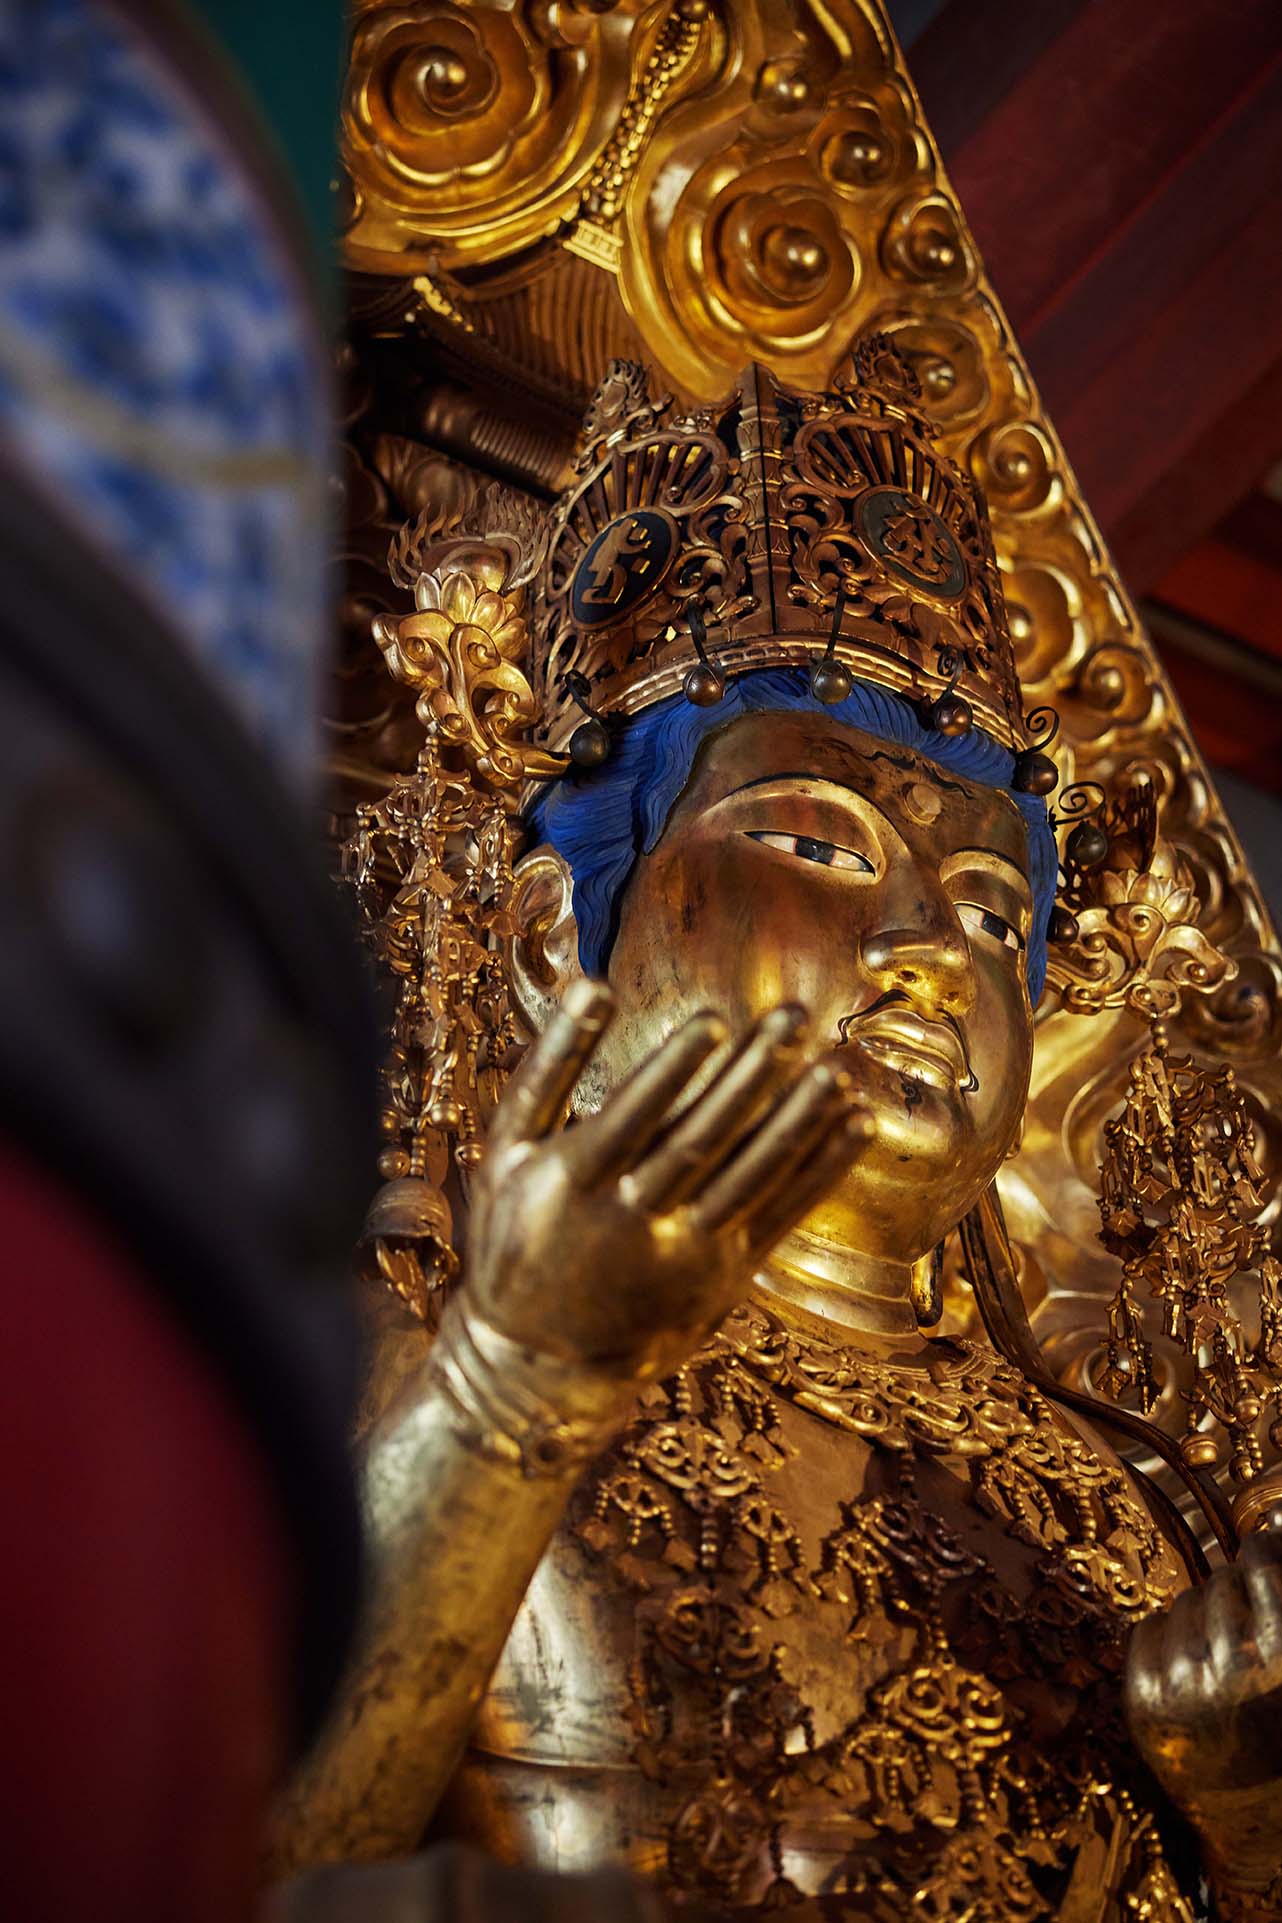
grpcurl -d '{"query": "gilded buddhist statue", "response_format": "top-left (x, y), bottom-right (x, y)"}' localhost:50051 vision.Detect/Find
top-left (268, 347), bottom-right (1282, 1922)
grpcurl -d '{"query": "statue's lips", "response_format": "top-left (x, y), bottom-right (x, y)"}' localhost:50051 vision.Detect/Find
top-left (839, 1008), bottom-right (967, 1092)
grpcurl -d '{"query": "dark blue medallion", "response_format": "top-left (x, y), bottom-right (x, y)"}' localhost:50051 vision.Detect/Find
top-left (854, 486), bottom-right (967, 601)
top-left (570, 509), bottom-right (678, 628)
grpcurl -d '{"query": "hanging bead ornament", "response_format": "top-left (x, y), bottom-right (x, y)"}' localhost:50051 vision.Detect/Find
top-left (809, 587), bottom-right (853, 705)
top-left (1051, 776), bottom-right (1110, 872)
top-left (1045, 781), bottom-right (1106, 953)
top-left (564, 670), bottom-right (612, 767)
top-left (919, 651), bottom-right (973, 736)
top-left (681, 604), bottom-right (726, 707)
top-left (1012, 705), bottom-right (1060, 796)
top-left (344, 533), bottom-right (566, 1325)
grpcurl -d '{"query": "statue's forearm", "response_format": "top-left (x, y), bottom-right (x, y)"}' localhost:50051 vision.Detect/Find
top-left (266, 1303), bottom-right (627, 1878)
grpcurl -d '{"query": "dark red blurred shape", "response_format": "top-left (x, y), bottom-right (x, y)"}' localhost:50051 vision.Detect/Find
top-left (1, 1142), bottom-right (291, 1923)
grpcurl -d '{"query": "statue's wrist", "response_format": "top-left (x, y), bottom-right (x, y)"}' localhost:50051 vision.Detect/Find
top-left (429, 1298), bottom-right (632, 1478)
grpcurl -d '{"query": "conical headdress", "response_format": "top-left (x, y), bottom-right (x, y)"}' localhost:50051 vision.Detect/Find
top-left (529, 337), bottom-right (1030, 757)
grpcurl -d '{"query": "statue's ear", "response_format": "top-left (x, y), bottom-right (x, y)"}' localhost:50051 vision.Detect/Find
top-left (509, 846), bottom-right (584, 1035)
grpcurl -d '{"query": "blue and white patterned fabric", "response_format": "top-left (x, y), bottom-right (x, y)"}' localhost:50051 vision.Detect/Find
top-left (0, 0), bottom-right (331, 787)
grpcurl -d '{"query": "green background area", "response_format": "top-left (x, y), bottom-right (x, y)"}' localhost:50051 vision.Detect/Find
top-left (186, 0), bottom-right (346, 286)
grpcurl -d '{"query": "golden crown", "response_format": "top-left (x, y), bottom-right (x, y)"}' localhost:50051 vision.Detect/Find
top-left (528, 336), bottom-right (1031, 757)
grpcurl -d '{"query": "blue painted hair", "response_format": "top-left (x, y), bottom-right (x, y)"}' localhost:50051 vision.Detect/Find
top-left (526, 668), bottom-right (1057, 1001)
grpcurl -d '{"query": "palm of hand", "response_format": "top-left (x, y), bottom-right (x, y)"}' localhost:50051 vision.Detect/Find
top-left (467, 980), bottom-right (870, 1391)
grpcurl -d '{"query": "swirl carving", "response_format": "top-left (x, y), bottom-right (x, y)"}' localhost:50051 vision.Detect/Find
top-left (1182, 953), bottom-right (1282, 1060)
top-left (1067, 642), bottom-right (1161, 736)
top-left (971, 419), bottom-right (1060, 518)
top-left (881, 190), bottom-right (973, 293)
top-left (618, 10), bottom-right (917, 394)
top-left (343, 0), bottom-right (676, 264)
top-left (820, 98), bottom-right (916, 193)
top-left (999, 561), bottom-right (1082, 688)
top-left (712, 183), bottom-right (856, 338)
top-left (347, 5), bottom-right (543, 195)
top-left (862, 312), bottom-right (992, 427)
top-left (649, 154), bottom-right (865, 373)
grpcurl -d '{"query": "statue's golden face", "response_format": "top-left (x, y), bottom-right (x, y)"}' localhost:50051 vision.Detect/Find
top-left (586, 710), bottom-right (1035, 1263)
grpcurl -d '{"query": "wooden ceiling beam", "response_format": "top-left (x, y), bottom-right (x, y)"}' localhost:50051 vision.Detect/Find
top-left (911, 0), bottom-right (1282, 595)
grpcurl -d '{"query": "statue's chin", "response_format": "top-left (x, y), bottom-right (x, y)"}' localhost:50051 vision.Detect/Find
top-left (796, 1036), bottom-right (1019, 1264)
top-left (793, 1080), bottom-right (1004, 1269)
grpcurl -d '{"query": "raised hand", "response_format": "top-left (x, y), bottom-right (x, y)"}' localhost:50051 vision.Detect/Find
top-left (1125, 1516), bottom-right (1282, 1902)
top-left (270, 983), bottom-right (874, 1873)
top-left (465, 979), bottom-right (872, 1399)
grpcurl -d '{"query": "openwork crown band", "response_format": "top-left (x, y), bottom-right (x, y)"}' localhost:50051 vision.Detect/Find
top-left (529, 335), bottom-right (1030, 756)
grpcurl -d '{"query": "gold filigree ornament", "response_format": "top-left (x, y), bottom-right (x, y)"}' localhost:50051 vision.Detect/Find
top-left (1045, 775), bottom-right (1235, 1022)
top-left (344, 505), bottom-right (564, 1323)
top-left (1045, 777), bottom-right (1282, 1533)
top-left (574, 1299), bottom-right (1183, 1913)
top-left (1096, 1024), bottom-right (1282, 1522)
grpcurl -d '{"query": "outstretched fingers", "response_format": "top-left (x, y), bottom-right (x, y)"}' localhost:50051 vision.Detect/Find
top-left (490, 978), bottom-right (615, 1153)
top-left (689, 1061), bottom-right (873, 1248)
top-left (619, 1005), bottom-right (808, 1212)
top-left (568, 1009), bottom-right (729, 1186)
top-left (745, 1102), bottom-right (876, 1259)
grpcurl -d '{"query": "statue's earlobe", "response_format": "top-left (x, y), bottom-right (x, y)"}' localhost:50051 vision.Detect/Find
top-left (508, 847), bottom-right (584, 1036)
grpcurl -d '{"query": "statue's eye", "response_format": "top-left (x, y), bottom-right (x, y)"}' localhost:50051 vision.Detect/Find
top-left (957, 902), bottom-right (1025, 953)
top-left (747, 831), bottom-right (874, 873)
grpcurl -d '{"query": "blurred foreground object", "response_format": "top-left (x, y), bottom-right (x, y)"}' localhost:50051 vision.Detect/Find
top-left (0, 2), bottom-right (375, 1918)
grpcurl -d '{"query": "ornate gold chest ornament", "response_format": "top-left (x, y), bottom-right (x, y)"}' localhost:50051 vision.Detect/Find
top-left (565, 1297), bottom-right (1186, 1916)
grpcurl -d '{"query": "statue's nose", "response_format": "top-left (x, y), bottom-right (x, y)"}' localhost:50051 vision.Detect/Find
top-left (859, 899), bottom-right (977, 1018)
